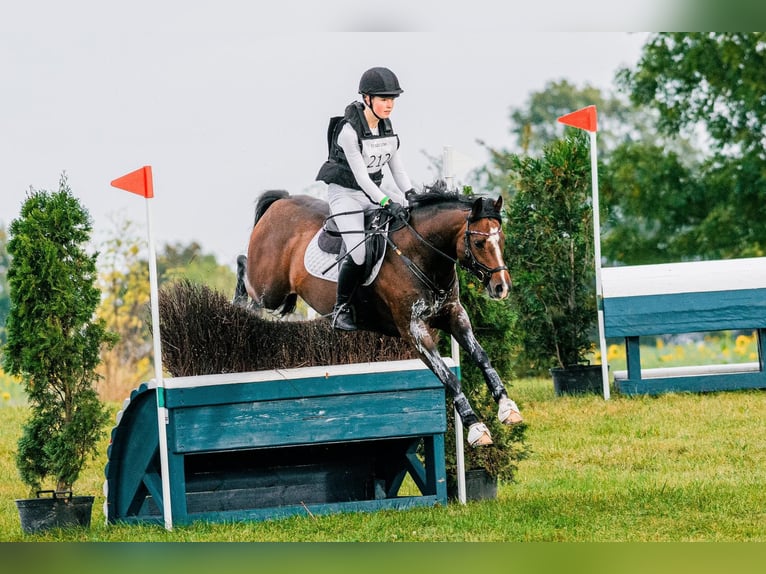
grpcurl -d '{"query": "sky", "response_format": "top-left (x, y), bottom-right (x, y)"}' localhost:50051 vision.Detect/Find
top-left (0, 2), bottom-right (662, 270)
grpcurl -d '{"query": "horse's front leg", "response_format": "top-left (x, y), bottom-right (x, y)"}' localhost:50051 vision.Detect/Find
top-left (406, 302), bottom-right (493, 447)
top-left (447, 302), bottom-right (523, 426)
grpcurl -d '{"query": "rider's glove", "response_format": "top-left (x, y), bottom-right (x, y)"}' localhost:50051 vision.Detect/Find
top-left (380, 197), bottom-right (407, 220)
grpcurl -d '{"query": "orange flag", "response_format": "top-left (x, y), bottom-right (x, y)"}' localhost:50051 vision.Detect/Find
top-left (557, 105), bottom-right (597, 132)
top-left (111, 166), bottom-right (154, 198)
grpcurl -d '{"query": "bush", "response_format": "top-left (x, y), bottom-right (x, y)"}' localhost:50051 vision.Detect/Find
top-left (3, 176), bottom-right (115, 492)
top-left (504, 133), bottom-right (597, 373)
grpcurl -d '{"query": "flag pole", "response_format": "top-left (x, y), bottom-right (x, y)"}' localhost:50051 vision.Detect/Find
top-left (557, 107), bottom-right (610, 400)
top-left (444, 145), bottom-right (467, 505)
top-left (111, 166), bottom-right (173, 529)
top-left (144, 195), bottom-right (174, 529)
top-left (588, 129), bottom-right (611, 400)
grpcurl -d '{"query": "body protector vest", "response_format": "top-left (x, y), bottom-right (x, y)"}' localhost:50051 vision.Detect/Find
top-left (316, 101), bottom-right (399, 193)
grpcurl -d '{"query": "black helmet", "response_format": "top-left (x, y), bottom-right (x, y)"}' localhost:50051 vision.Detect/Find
top-left (358, 67), bottom-right (403, 97)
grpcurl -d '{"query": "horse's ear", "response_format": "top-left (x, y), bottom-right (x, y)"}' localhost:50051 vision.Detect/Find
top-left (493, 195), bottom-right (503, 213)
top-left (470, 198), bottom-right (484, 221)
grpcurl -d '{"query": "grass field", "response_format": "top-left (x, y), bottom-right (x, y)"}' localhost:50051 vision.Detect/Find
top-left (2, 370), bottom-right (765, 542)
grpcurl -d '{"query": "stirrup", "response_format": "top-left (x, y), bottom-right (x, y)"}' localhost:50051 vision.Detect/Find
top-left (467, 422), bottom-right (493, 447)
top-left (331, 304), bottom-right (357, 331)
top-left (498, 397), bottom-right (523, 425)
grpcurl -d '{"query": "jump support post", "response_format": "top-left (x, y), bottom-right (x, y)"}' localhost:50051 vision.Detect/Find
top-left (104, 359), bottom-right (448, 525)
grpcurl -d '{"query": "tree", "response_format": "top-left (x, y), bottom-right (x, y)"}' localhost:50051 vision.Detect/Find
top-left (599, 141), bottom-right (707, 264)
top-left (617, 32), bottom-right (766, 260)
top-left (96, 217), bottom-right (152, 401)
top-left (158, 241), bottom-right (236, 295)
top-left (0, 224), bottom-right (9, 346)
top-left (619, 33), bottom-right (766, 158)
top-left (505, 79), bottom-right (639, 156)
top-left (479, 79), bottom-right (667, 213)
top-left (3, 175), bottom-right (115, 492)
top-left (504, 134), bottom-right (596, 373)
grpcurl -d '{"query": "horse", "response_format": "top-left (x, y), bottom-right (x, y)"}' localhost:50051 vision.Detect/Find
top-left (233, 186), bottom-right (522, 446)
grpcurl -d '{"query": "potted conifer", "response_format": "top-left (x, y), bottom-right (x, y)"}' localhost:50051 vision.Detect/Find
top-left (3, 176), bottom-right (115, 533)
top-left (504, 134), bottom-right (603, 394)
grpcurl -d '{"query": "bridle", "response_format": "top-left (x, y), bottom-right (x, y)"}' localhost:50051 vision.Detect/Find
top-left (462, 219), bottom-right (509, 285)
top-left (383, 210), bottom-right (508, 296)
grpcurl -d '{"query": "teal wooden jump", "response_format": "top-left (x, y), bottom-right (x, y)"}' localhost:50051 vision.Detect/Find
top-left (104, 359), bottom-right (448, 525)
top-left (602, 257), bottom-right (766, 395)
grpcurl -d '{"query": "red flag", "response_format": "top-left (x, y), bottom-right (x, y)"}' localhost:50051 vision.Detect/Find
top-left (111, 166), bottom-right (154, 198)
top-left (557, 105), bottom-right (597, 132)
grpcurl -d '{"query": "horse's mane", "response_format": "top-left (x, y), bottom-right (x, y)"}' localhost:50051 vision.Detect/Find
top-left (407, 180), bottom-right (476, 211)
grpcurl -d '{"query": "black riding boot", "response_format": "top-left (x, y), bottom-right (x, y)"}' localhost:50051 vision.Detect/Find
top-left (332, 258), bottom-right (365, 331)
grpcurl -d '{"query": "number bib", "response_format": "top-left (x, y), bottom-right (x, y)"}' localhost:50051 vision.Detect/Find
top-left (361, 135), bottom-right (398, 172)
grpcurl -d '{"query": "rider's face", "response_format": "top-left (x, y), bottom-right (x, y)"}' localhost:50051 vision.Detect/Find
top-left (369, 96), bottom-right (395, 119)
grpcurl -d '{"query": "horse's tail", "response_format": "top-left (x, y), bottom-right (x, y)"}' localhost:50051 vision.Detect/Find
top-left (253, 189), bottom-right (290, 227)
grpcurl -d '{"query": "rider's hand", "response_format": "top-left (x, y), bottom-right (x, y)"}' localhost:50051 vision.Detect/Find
top-left (384, 200), bottom-right (407, 220)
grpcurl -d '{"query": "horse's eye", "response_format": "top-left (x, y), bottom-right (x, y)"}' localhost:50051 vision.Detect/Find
top-left (474, 240), bottom-right (485, 249)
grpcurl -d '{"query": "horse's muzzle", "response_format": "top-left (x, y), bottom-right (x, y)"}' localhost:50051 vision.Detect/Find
top-left (487, 273), bottom-right (511, 300)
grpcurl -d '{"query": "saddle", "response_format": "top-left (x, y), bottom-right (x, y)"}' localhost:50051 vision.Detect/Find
top-left (318, 209), bottom-right (407, 277)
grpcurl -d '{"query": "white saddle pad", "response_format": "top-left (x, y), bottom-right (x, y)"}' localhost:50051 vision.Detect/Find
top-left (303, 229), bottom-right (386, 286)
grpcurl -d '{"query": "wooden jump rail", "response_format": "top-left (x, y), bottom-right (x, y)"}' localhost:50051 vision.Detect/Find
top-left (104, 359), bottom-right (448, 525)
top-left (601, 257), bottom-right (766, 395)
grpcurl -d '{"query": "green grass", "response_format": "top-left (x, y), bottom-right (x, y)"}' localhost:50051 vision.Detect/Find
top-left (2, 375), bottom-right (765, 542)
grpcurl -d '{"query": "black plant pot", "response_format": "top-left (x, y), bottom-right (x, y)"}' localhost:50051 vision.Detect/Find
top-left (447, 468), bottom-right (498, 501)
top-left (550, 364), bottom-right (604, 396)
top-left (16, 490), bottom-right (94, 534)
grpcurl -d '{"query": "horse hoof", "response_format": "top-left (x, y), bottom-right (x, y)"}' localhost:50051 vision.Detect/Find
top-left (467, 422), bottom-right (493, 447)
top-left (498, 397), bottom-right (523, 425)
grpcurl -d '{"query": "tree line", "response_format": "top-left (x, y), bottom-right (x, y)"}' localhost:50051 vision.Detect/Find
top-left (484, 33), bottom-right (766, 265)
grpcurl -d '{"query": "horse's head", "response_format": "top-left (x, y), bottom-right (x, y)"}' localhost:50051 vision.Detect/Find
top-left (461, 196), bottom-right (512, 299)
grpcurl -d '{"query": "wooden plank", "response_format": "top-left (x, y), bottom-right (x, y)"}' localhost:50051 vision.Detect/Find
top-left (615, 370), bottom-right (766, 395)
top-left (105, 387), bottom-right (161, 521)
top-left (164, 367), bottom-right (443, 410)
top-left (614, 362), bottom-right (760, 381)
top-left (177, 495), bottom-right (444, 525)
top-left (601, 257), bottom-right (766, 298)
top-left (603, 288), bottom-right (766, 337)
top-left (171, 388), bottom-right (446, 453)
top-left (164, 359), bottom-right (451, 390)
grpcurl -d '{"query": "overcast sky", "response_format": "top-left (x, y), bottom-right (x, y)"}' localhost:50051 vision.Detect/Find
top-left (1, 2), bottom-right (653, 268)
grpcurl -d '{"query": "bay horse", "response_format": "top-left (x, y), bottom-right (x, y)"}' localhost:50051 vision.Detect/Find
top-left (233, 186), bottom-right (522, 446)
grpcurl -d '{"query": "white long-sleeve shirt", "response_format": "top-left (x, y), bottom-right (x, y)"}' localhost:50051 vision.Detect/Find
top-left (337, 122), bottom-right (413, 205)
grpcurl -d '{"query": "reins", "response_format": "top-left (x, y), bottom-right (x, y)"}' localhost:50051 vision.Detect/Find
top-left (323, 205), bottom-right (507, 297)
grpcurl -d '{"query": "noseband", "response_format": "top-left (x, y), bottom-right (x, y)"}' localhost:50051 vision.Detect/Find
top-left (461, 218), bottom-right (509, 286)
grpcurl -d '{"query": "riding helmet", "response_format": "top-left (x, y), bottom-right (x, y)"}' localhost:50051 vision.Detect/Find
top-left (358, 67), bottom-right (404, 97)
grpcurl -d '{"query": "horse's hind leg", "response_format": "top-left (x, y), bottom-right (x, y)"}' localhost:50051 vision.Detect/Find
top-left (448, 304), bottom-right (523, 426)
top-left (233, 255), bottom-right (250, 307)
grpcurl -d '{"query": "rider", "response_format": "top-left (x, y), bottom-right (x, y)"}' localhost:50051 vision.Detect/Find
top-left (316, 66), bottom-right (414, 331)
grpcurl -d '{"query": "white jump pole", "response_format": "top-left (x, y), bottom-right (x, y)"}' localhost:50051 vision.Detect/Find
top-left (557, 107), bottom-right (610, 400)
top-left (443, 145), bottom-right (467, 505)
top-left (110, 166), bottom-right (173, 529)
top-left (145, 197), bottom-right (174, 529)
top-left (588, 129), bottom-right (611, 400)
